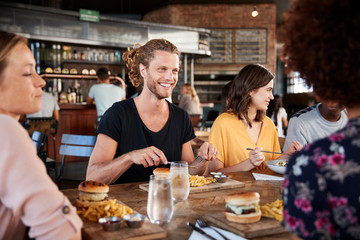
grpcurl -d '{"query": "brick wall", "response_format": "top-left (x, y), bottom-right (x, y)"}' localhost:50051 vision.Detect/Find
top-left (143, 3), bottom-right (276, 74)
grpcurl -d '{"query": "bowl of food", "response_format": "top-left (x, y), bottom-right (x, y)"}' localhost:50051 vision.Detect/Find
top-left (98, 216), bottom-right (123, 231)
top-left (266, 159), bottom-right (288, 174)
top-left (214, 174), bottom-right (229, 183)
top-left (123, 213), bottom-right (146, 228)
top-left (210, 172), bottom-right (223, 177)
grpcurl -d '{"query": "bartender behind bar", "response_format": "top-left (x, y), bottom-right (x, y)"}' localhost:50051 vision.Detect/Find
top-left (87, 67), bottom-right (126, 123)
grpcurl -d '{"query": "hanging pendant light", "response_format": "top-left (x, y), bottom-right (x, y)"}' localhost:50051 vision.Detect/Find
top-left (252, 6), bottom-right (259, 18)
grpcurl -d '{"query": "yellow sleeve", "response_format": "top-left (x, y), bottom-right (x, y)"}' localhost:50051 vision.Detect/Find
top-left (209, 117), bottom-right (225, 164)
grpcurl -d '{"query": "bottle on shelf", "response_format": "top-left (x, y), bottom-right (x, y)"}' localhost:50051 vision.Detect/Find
top-left (76, 87), bottom-right (80, 103)
top-left (73, 49), bottom-right (79, 60)
top-left (85, 47), bottom-right (91, 61)
top-left (98, 50), bottom-right (104, 62)
top-left (71, 87), bottom-right (77, 103)
top-left (109, 51), bottom-right (115, 62)
top-left (80, 48), bottom-right (86, 61)
top-left (115, 50), bottom-right (121, 62)
top-left (56, 44), bottom-right (61, 66)
top-left (93, 50), bottom-right (98, 62)
top-left (67, 87), bottom-right (72, 103)
top-left (79, 88), bottom-right (83, 103)
top-left (63, 45), bottom-right (72, 60)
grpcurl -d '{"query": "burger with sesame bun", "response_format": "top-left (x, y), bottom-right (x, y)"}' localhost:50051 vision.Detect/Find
top-left (225, 192), bottom-right (261, 223)
top-left (75, 180), bottom-right (109, 208)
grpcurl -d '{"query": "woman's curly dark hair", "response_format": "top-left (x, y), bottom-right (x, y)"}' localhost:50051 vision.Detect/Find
top-left (227, 64), bottom-right (274, 127)
top-left (283, 0), bottom-right (360, 107)
top-left (122, 39), bottom-right (180, 87)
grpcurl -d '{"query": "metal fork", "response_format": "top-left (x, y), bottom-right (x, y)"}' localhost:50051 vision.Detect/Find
top-left (196, 217), bottom-right (230, 240)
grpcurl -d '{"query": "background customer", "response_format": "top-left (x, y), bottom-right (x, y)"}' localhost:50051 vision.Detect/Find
top-left (283, 100), bottom-right (348, 151)
top-left (267, 95), bottom-right (288, 137)
top-left (178, 83), bottom-right (201, 115)
top-left (27, 90), bottom-right (60, 120)
top-left (87, 67), bottom-right (126, 118)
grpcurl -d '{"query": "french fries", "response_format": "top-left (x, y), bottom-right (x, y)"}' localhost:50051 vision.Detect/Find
top-left (189, 175), bottom-right (216, 187)
top-left (77, 199), bottom-right (133, 222)
top-left (260, 199), bottom-right (283, 221)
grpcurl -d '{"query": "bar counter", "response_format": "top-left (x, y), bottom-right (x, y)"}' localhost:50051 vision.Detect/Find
top-left (62, 169), bottom-right (290, 240)
top-left (49, 103), bottom-right (97, 161)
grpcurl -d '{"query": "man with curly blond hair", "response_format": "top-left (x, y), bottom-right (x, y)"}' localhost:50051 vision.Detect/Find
top-left (86, 39), bottom-right (217, 184)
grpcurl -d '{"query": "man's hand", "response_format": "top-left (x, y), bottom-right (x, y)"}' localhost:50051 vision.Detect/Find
top-left (249, 147), bottom-right (265, 167)
top-left (127, 146), bottom-right (167, 167)
top-left (283, 141), bottom-right (303, 157)
top-left (198, 142), bottom-right (218, 161)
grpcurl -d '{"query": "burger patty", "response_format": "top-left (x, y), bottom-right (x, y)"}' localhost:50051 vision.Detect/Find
top-left (225, 203), bottom-right (259, 215)
top-left (79, 192), bottom-right (108, 202)
top-left (226, 206), bottom-right (255, 215)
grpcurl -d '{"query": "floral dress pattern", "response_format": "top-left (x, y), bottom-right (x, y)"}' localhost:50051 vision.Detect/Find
top-left (282, 116), bottom-right (360, 240)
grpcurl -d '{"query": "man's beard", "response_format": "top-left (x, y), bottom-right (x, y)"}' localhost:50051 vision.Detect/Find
top-left (146, 74), bottom-right (175, 100)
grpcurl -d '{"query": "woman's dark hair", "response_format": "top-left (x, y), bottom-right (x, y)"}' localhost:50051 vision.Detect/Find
top-left (227, 64), bottom-right (274, 127)
top-left (283, 0), bottom-right (360, 107)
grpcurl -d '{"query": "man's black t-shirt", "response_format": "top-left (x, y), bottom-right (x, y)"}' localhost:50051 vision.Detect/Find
top-left (97, 98), bottom-right (196, 184)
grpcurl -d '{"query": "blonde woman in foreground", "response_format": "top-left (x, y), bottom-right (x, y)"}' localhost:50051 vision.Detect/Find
top-left (0, 30), bottom-right (82, 239)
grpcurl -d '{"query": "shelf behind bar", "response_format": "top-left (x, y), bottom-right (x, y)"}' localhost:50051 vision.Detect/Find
top-left (40, 74), bottom-right (119, 80)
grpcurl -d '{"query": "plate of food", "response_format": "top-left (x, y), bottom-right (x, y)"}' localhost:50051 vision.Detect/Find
top-left (265, 159), bottom-right (288, 174)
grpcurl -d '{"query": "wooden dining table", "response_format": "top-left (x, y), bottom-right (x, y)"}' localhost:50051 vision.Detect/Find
top-left (62, 169), bottom-right (291, 240)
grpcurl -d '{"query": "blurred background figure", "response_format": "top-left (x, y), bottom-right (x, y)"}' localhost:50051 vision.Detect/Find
top-left (267, 95), bottom-right (288, 137)
top-left (0, 30), bottom-right (82, 240)
top-left (221, 81), bottom-right (232, 112)
top-left (27, 90), bottom-right (60, 121)
top-left (87, 67), bottom-right (126, 120)
top-left (178, 83), bottom-right (201, 115)
top-left (25, 89), bottom-right (60, 162)
top-left (283, 99), bottom-right (347, 151)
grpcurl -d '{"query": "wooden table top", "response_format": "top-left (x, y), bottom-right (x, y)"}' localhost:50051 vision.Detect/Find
top-left (62, 169), bottom-right (290, 240)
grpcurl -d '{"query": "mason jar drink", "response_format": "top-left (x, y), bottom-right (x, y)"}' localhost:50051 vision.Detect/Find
top-left (147, 175), bottom-right (174, 224)
top-left (170, 161), bottom-right (190, 201)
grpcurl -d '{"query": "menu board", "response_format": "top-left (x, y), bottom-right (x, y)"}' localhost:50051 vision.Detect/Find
top-left (198, 28), bottom-right (267, 64)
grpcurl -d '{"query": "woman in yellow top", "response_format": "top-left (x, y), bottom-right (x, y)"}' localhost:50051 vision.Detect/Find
top-left (209, 64), bottom-right (302, 173)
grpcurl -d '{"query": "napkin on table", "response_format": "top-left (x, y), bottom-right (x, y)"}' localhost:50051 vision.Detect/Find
top-left (188, 222), bottom-right (247, 240)
top-left (252, 173), bottom-right (284, 181)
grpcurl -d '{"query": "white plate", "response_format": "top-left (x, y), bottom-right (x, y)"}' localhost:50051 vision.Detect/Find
top-left (265, 159), bottom-right (288, 174)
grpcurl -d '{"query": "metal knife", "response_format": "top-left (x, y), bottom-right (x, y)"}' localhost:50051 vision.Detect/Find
top-left (187, 222), bottom-right (217, 240)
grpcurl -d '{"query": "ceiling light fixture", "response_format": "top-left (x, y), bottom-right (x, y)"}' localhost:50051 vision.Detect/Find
top-left (251, 6), bottom-right (258, 18)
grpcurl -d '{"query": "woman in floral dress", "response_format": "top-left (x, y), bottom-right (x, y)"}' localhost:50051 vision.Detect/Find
top-left (281, 0), bottom-right (360, 239)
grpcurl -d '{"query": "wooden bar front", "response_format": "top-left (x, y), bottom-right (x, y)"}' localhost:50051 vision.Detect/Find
top-left (47, 103), bottom-right (97, 162)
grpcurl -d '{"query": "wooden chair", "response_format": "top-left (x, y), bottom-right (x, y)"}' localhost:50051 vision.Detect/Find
top-left (25, 117), bottom-right (58, 161)
top-left (31, 131), bottom-right (57, 180)
top-left (58, 133), bottom-right (97, 189)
